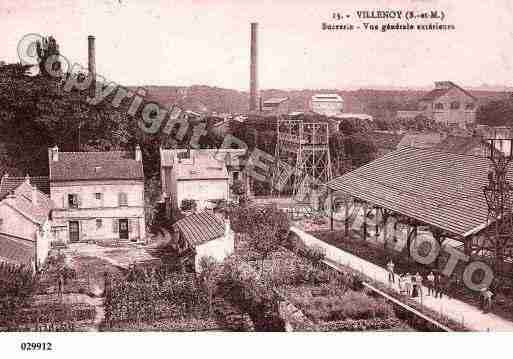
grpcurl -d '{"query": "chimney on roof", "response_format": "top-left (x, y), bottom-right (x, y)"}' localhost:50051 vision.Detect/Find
top-left (88, 35), bottom-right (96, 96)
top-left (49, 145), bottom-right (59, 162)
top-left (249, 22), bottom-right (259, 113)
top-left (32, 185), bottom-right (37, 205)
top-left (135, 145), bottom-right (142, 161)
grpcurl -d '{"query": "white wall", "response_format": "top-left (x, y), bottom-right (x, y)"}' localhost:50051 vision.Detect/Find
top-left (50, 179), bottom-right (146, 242)
top-left (194, 229), bottom-right (234, 272)
top-left (0, 202), bottom-right (39, 240)
top-left (176, 179), bottom-right (229, 210)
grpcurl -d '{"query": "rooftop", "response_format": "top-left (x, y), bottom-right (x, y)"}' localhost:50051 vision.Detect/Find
top-left (326, 147), bottom-right (501, 238)
top-left (311, 94), bottom-right (343, 102)
top-left (420, 81), bottom-right (477, 102)
top-left (0, 175), bottom-right (50, 199)
top-left (173, 211), bottom-right (225, 247)
top-left (0, 233), bottom-right (35, 266)
top-left (160, 148), bottom-right (247, 168)
top-left (49, 150), bottom-right (144, 182)
top-left (0, 181), bottom-right (53, 224)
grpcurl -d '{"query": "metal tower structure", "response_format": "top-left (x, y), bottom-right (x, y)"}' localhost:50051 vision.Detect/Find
top-left (480, 138), bottom-right (513, 273)
top-left (271, 118), bottom-right (332, 201)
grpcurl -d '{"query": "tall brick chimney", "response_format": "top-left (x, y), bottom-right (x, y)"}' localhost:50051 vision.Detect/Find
top-left (249, 23), bottom-right (258, 112)
top-left (88, 35), bottom-right (96, 96)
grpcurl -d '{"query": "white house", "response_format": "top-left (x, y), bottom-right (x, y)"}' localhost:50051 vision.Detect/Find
top-left (48, 145), bottom-right (146, 244)
top-left (160, 149), bottom-right (252, 212)
top-left (172, 211), bottom-right (234, 272)
top-left (310, 94), bottom-right (344, 116)
top-left (0, 175), bottom-right (53, 269)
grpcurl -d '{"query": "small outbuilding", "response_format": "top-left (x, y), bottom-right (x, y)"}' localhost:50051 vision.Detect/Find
top-left (172, 211), bottom-right (234, 272)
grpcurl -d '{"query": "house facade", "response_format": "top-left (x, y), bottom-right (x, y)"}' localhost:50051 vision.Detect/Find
top-left (397, 81), bottom-right (477, 128)
top-left (160, 149), bottom-right (229, 212)
top-left (160, 148), bottom-right (250, 213)
top-left (0, 175), bottom-right (53, 269)
top-left (48, 146), bottom-right (146, 244)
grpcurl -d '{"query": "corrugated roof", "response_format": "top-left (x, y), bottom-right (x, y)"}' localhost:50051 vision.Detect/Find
top-left (173, 211), bottom-right (225, 246)
top-left (326, 147), bottom-right (500, 237)
top-left (49, 151), bottom-right (144, 182)
top-left (0, 233), bottom-right (35, 266)
top-left (0, 175), bottom-right (50, 199)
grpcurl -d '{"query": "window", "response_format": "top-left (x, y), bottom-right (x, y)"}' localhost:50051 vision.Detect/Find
top-left (118, 192), bottom-right (128, 206)
top-left (96, 219), bottom-right (103, 228)
top-left (233, 171), bottom-right (240, 181)
top-left (465, 103), bottom-right (475, 110)
top-left (450, 101), bottom-right (460, 110)
top-left (434, 103), bottom-right (444, 110)
top-left (68, 194), bottom-right (79, 209)
top-left (95, 193), bottom-right (102, 200)
top-left (0, 218), bottom-right (3, 230)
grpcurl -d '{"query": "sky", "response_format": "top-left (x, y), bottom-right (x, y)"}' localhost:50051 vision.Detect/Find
top-left (1, 0), bottom-right (513, 90)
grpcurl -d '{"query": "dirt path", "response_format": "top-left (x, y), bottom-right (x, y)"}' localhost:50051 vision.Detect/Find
top-left (292, 226), bottom-right (513, 332)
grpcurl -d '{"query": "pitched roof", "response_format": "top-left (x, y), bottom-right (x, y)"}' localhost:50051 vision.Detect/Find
top-left (326, 147), bottom-right (501, 238)
top-left (0, 233), bottom-right (35, 266)
top-left (173, 211), bottom-right (225, 246)
top-left (0, 175), bottom-right (50, 199)
top-left (263, 97), bottom-right (289, 105)
top-left (420, 81), bottom-right (477, 102)
top-left (49, 151), bottom-right (144, 182)
top-left (0, 181), bottom-right (53, 224)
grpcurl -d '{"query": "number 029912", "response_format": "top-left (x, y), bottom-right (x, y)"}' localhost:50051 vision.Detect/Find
top-left (20, 342), bottom-right (53, 351)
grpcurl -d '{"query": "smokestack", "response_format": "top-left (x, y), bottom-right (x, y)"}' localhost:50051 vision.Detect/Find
top-left (88, 35), bottom-right (96, 95)
top-left (249, 23), bottom-right (258, 112)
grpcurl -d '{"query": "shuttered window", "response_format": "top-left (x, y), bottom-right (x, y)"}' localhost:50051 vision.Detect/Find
top-left (112, 219), bottom-right (119, 233)
top-left (118, 192), bottom-right (128, 206)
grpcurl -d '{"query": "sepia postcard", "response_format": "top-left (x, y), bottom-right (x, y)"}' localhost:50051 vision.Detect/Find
top-left (1, 0), bottom-right (513, 357)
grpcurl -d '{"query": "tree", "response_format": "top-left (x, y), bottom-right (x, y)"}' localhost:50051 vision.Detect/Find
top-left (36, 36), bottom-right (61, 77)
top-left (477, 100), bottom-right (513, 126)
top-left (248, 224), bottom-right (283, 276)
top-left (231, 179), bottom-right (246, 205)
top-left (199, 256), bottom-right (221, 317)
top-left (343, 133), bottom-right (377, 168)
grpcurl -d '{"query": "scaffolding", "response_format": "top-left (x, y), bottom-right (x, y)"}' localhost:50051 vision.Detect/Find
top-left (271, 118), bottom-right (332, 201)
top-left (479, 138), bottom-right (513, 273)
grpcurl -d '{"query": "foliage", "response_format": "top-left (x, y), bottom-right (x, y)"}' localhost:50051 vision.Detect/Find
top-left (343, 133), bottom-right (377, 168)
top-left (230, 204), bottom-right (290, 241)
top-left (180, 199), bottom-right (197, 212)
top-left (104, 265), bottom-right (209, 326)
top-left (199, 256), bottom-right (222, 317)
top-left (476, 99), bottom-right (513, 126)
top-left (0, 263), bottom-right (38, 323)
top-left (337, 117), bottom-right (373, 136)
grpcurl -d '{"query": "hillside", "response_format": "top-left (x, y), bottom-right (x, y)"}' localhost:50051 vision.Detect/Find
top-left (132, 85), bottom-right (511, 122)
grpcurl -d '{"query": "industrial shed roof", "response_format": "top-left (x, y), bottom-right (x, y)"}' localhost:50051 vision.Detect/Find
top-left (173, 211), bottom-right (225, 247)
top-left (0, 233), bottom-right (35, 267)
top-left (326, 147), bottom-right (504, 238)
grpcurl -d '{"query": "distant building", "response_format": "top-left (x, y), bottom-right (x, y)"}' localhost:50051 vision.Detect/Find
top-left (328, 113), bottom-right (374, 133)
top-left (397, 81), bottom-right (477, 128)
top-left (48, 146), bottom-right (146, 244)
top-left (310, 94), bottom-right (344, 116)
top-left (0, 175), bottom-right (53, 269)
top-left (261, 97), bottom-right (289, 115)
top-left (160, 148), bottom-right (250, 214)
top-left (160, 150), bottom-right (230, 212)
top-left (172, 211), bottom-right (234, 272)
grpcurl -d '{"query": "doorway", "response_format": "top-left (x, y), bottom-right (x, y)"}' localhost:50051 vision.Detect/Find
top-left (69, 221), bottom-right (80, 242)
top-left (119, 219), bottom-right (129, 240)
